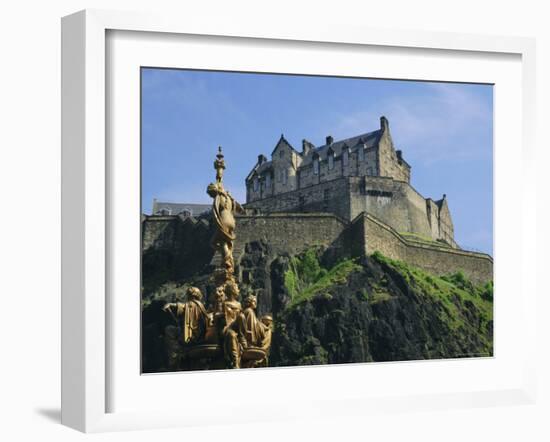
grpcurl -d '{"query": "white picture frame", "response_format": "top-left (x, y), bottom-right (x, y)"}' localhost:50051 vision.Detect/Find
top-left (61, 9), bottom-right (537, 433)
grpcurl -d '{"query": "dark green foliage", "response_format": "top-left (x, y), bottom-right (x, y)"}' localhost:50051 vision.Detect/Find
top-left (480, 281), bottom-right (494, 302)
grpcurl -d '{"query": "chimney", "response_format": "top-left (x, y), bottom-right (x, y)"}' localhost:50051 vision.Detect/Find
top-left (326, 135), bottom-right (334, 146)
top-left (396, 150), bottom-right (403, 162)
top-left (380, 116), bottom-right (389, 132)
top-left (258, 154), bottom-right (267, 165)
top-left (302, 139), bottom-right (314, 155)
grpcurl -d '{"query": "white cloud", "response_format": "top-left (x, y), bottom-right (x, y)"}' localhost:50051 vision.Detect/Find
top-left (334, 83), bottom-right (492, 166)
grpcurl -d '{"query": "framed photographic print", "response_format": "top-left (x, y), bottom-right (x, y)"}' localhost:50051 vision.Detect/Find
top-left (140, 68), bottom-right (494, 374)
top-left (61, 9), bottom-right (537, 432)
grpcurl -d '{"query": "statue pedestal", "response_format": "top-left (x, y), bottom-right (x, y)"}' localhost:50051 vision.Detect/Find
top-left (184, 344), bottom-right (221, 360)
top-left (241, 346), bottom-right (268, 368)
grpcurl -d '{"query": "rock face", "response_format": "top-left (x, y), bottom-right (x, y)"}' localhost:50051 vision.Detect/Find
top-left (271, 252), bottom-right (493, 367)
top-left (141, 243), bottom-right (493, 372)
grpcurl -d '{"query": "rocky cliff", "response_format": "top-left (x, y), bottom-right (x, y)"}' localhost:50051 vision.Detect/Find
top-left (141, 244), bottom-right (493, 372)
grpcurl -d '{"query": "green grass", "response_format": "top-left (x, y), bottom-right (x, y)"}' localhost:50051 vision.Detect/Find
top-left (371, 251), bottom-right (493, 337)
top-left (284, 249), bottom-right (361, 309)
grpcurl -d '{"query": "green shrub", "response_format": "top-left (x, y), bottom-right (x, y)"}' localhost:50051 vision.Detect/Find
top-left (284, 248), bottom-right (361, 308)
top-left (441, 270), bottom-right (475, 292)
top-left (285, 248), bottom-right (326, 298)
top-left (480, 281), bottom-right (493, 301)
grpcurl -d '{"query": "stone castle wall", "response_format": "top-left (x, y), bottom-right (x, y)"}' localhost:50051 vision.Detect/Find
top-left (245, 175), bottom-right (454, 246)
top-left (349, 176), bottom-right (435, 239)
top-left (245, 178), bottom-right (352, 221)
top-left (377, 125), bottom-right (410, 182)
top-left (234, 213), bottom-right (349, 259)
top-left (360, 213), bottom-right (492, 285)
top-left (142, 211), bottom-right (492, 287)
top-left (142, 215), bottom-right (215, 282)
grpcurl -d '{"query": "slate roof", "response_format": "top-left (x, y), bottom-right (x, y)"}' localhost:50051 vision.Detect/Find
top-left (246, 160), bottom-right (273, 181)
top-left (246, 129), bottom-right (382, 181)
top-left (270, 134), bottom-right (299, 156)
top-left (151, 201), bottom-right (211, 216)
top-left (299, 130), bottom-right (381, 167)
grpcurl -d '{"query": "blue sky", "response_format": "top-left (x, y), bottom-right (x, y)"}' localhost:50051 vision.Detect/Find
top-left (141, 68), bottom-right (493, 255)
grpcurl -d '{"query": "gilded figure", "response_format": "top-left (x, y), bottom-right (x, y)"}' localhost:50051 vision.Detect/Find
top-left (207, 146), bottom-right (245, 283)
top-left (162, 287), bottom-right (211, 345)
top-left (222, 280), bottom-right (246, 368)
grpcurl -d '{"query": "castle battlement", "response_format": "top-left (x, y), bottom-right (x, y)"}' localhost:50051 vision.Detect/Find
top-left (141, 211), bottom-right (492, 286)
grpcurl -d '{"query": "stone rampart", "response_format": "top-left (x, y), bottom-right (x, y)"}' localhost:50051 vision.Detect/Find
top-left (244, 177), bottom-right (352, 220)
top-left (361, 213), bottom-right (493, 285)
top-left (141, 215), bottom-right (214, 282)
top-left (234, 213), bottom-right (349, 260)
top-left (142, 211), bottom-right (493, 288)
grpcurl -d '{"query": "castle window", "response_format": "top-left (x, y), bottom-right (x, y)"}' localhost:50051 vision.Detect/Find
top-left (254, 177), bottom-right (259, 191)
top-left (279, 150), bottom-right (284, 158)
top-left (265, 173), bottom-right (271, 189)
top-left (299, 195), bottom-right (305, 210)
top-left (328, 154), bottom-right (334, 170)
top-left (283, 169), bottom-right (288, 185)
top-left (358, 146), bottom-right (365, 162)
top-left (342, 149), bottom-right (349, 167)
top-left (313, 157), bottom-right (319, 175)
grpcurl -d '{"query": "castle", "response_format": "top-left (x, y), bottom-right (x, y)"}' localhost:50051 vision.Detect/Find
top-left (245, 116), bottom-right (457, 248)
top-left (142, 116), bottom-right (493, 288)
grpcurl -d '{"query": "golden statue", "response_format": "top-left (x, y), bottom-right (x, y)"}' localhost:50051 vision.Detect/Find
top-left (162, 287), bottom-right (211, 345)
top-left (221, 280), bottom-right (246, 368)
top-left (207, 147), bottom-right (245, 284)
top-left (241, 295), bottom-right (273, 368)
top-left (241, 295), bottom-right (270, 348)
top-left (160, 147), bottom-right (272, 370)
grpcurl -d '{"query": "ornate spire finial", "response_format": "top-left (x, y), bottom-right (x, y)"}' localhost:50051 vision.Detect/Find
top-left (214, 146), bottom-right (226, 184)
